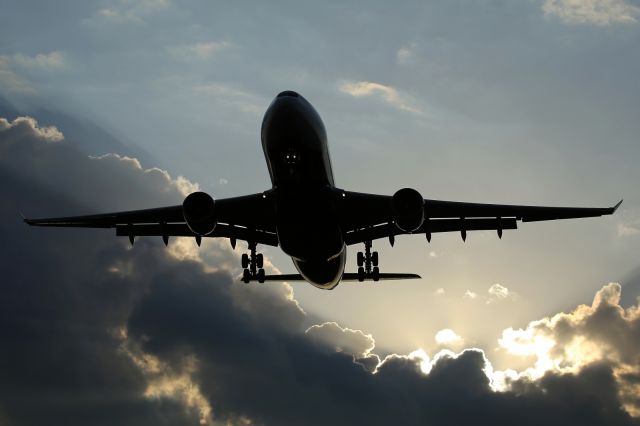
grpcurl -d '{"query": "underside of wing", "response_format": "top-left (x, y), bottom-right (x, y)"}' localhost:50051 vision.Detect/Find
top-left (341, 189), bottom-right (621, 246)
top-left (24, 191), bottom-right (279, 246)
top-left (424, 199), bottom-right (623, 222)
top-left (24, 205), bottom-right (185, 228)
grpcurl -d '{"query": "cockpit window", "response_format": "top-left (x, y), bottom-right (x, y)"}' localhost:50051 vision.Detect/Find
top-left (284, 150), bottom-right (300, 165)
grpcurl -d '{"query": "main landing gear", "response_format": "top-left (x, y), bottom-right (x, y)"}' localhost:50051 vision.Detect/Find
top-left (241, 242), bottom-right (265, 283)
top-left (356, 240), bottom-right (380, 282)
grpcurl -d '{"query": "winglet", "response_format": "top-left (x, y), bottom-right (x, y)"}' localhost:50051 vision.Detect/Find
top-left (611, 199), bottom-right (623, 214)
top-left (18, 210), bottom-right (31, 225)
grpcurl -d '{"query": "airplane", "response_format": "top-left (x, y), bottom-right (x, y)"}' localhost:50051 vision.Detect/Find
top-left (24, 90), bottom-right (622, 289)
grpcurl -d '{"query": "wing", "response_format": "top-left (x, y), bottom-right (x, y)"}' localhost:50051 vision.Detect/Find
top-left (24, 191), bottom-right (278, 246)
top-left (340, 190), bottom-right (622, 246)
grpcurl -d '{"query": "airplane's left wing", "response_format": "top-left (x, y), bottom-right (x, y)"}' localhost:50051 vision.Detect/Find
top-left (340, 189), bottom-right (622, 246)
top-left (24, 191), bottom-right (279, 246)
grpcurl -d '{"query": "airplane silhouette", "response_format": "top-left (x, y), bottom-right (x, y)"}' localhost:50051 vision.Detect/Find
top-left (25, 90), bottom-right (622, 289)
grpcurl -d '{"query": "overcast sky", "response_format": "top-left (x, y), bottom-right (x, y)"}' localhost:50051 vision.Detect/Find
top-left (1, 0), bottom-right (640, 424)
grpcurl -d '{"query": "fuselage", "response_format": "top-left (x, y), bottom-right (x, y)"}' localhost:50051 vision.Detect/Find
top-left (261, 91), bottom-right (345, 289)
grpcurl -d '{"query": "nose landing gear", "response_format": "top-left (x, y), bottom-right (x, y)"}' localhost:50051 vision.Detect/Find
top-left (241, 242), bottom-right (265, 283)
top-left (356, 240), bottom-right (380, 282)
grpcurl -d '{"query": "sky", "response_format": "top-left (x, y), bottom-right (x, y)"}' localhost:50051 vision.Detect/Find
top-left (1, 0), bottom-right (640, 424)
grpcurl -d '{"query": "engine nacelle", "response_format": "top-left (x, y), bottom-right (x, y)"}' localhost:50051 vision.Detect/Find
top-left (392, 188), bottom-right (425, 233)
top-left (183, 191), bottom-right (217, 236)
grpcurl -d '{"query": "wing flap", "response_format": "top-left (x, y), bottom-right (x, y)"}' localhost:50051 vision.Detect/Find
top-left (115, 223), bottom-right (279, 246)
top-left (345, 218), bottom-right (517, 245)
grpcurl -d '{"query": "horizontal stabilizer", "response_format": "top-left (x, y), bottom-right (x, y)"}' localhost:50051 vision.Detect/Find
top-left (342, 272), bottom-right (421, 281)
top-left (262, 274), bottom-right (308, 281)
top-left (240, 272), bottom-right (421, 282)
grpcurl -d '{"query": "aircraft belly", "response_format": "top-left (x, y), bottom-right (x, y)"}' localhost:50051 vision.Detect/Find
top-left (292, 249), bottom-right (346, 290)
top-left (277, 220), bottom-right (343, 262)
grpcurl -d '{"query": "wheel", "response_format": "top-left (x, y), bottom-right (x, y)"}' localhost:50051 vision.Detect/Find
top-left (372, 267), bottom-right (380, 282)
top-left (242, 269), bottom-right (251, 283)
top-left (256, 253), bottom-right (264, 269)
top-left (257, 268), bottom-right (265, 283)
top-left (357, 267), bottom-right (365, 282)
top-left (371, 251), bottom-right (379, 267)
top-left (241, 253), bottom-right (249, 269)
top-left (357, 252), bottom-right (364, 267)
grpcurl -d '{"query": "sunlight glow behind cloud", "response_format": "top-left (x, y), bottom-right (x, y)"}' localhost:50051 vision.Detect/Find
top-left (0, 116), bottom-right (64, 142)
top-left (435, 328), bottom-right (464, 346)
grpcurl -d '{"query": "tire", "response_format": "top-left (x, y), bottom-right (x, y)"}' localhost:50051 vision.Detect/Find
top-left (257, 268), bottom-right (265, 283)
top-left (357, 252), bottom-right (364, 267)
top-left (242, 269), bottom-right (251, 283)
top-left (372, 267), bottom-right (380, 282)
top-left (357, 267), bottom-right (365, 282)
top-left (371, 251), bottom-right (379, 267)
top-left (256, 253), bottom-right (264, 269)
top-left (241, 253), bottom-right (249, 269)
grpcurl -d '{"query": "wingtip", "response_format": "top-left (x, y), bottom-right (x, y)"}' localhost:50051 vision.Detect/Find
top-left (19, 210), bottom-right (30, 224)
top-left (612, 199), bottom-right (623, 213)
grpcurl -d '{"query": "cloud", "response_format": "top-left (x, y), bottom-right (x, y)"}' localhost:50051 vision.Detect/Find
top-left (0, 115), bottom-right (206, 424)
top-left (338, 81), bottom-right (421, 114)
top-left (11, 51), bottom-right (65, 69)
top-left (0, 52), bottom-right (66, 98)
top-left (464, 290), bottom-right (478, 299)
top-left (119, 334), bottom-right (213, 425)
top-left (435, 329), bottom-right (464, 348)
top-left (87, 0), bottom-right (171, 25)
top-left (306, 322), bottom-right (376, 359)
top-left (543, 0), bottom-right (640, 25)
top-left (0, 116), bottom-right (64, 142)
top-left (2, 112), bottom-right (640, 425)
top-left (497, 283), bottom-right (640, 415)
top-left (168, 41), bottom-right (230, 61)
top-left (0, 56), bottom-right (35, 94)
top-left (487, 283), bottom-right (517, 304)
top-left (619, 222), bottom-right (640, 236)
top-left (396, 44), bottom-right (416, 65)
top-left (88, 153), bottom-right (199, 197)
top-left (191, 83), bottom-right (265, 115)
top-left (464, 284), bottom-right (516, 304)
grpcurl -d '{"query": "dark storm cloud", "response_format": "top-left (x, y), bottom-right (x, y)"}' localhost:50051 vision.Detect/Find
top-left (0, 117), bottom-right (201, 424)
top-left (127, 273), bottom-right (638, 426)
top-left (1, 114), bottom-right (639, 425)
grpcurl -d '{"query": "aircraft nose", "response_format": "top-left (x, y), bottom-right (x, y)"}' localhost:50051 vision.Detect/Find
top-left (276, 90), bottom-right (300, 98)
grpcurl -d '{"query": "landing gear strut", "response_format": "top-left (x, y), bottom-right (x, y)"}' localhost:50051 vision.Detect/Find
top-left (242, 242), bottom-right (265, 283)
top-left (356, 240), bottom-right (380, 282)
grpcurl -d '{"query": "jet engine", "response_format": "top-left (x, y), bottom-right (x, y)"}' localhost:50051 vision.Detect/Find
top-left (183, 191), bottom-right (217, 235)
top-left (392, 188), bottom-right (425, 233)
